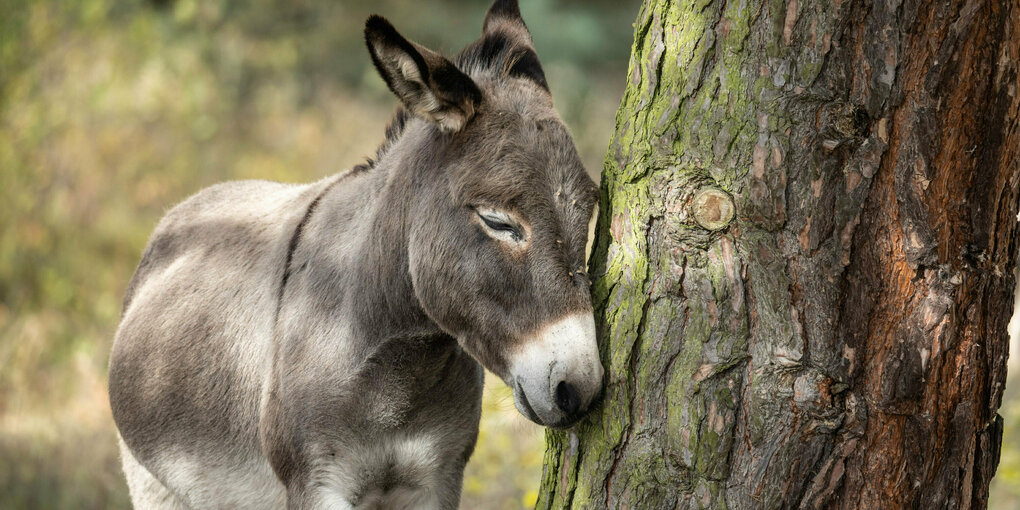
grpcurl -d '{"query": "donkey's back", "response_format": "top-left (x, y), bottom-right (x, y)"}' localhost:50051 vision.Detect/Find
top-left (109, 178), bottom-right (331, 508)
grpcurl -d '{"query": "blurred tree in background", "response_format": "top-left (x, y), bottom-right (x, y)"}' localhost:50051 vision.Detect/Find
top-left (0, 0), bottom-right (1018, 509)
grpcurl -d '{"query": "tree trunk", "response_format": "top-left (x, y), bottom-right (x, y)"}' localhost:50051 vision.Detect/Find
top-left (537, 0), bottom-right (1020, 508)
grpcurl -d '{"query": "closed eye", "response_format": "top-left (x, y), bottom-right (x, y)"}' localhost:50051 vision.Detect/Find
top-left (475, 208), bottom-right (525, 243)
top-left (479, 214), bottom-right (516, 234)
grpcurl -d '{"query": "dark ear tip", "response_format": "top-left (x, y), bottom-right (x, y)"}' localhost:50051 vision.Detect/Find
top-left (488, 0), bottom-right (521, 18)
top-left (364, 15), bottom-right (396, 42)
top-left (483, 0), bottom-right (525, 33)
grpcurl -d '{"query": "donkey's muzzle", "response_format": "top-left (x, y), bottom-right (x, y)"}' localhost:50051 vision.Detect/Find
top-left (510, 313), bottom-right (604, 428)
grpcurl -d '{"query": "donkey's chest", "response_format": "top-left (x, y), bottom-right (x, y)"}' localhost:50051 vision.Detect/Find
top-left (287, 344), bottom-right (484, 508)
top-left (306, 384), bottom-right (482, 509)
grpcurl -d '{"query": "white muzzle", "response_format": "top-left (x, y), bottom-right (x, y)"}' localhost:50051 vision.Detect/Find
top-left (508, 313), bottom-right (603, 427)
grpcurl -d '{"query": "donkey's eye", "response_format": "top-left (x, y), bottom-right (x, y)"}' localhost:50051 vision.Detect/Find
top-left (475, 209), bottom-right (524, 243)
top-left (479, 214), bottom-right (514, 233)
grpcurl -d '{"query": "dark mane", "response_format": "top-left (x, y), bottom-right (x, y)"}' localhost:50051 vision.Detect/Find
top-left (355, 106), bottom-right (411, 173)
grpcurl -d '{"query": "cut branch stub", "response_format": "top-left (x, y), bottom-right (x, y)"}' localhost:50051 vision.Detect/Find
top-left (692, 187), bottom-right (735, 231)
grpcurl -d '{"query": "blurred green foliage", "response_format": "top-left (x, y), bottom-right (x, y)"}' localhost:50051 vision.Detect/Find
top-left (1, 0), bottom-right (1017, 509)
top-left (0, 0), bottom-right (633, 507)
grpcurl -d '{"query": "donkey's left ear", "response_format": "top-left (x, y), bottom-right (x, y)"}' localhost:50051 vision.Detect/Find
top-left (365, 16), bottom-right (482, 132)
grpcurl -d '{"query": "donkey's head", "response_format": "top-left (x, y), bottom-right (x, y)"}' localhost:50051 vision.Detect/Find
top-left (364, 0), bottom-right (602, 428)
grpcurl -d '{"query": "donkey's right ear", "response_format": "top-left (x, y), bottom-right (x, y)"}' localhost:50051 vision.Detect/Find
top-left (365, 16), bottom-right (483, 132)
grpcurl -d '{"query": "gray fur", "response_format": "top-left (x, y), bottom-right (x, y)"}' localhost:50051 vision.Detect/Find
top-left (108, 2), bottom-right (601, 508)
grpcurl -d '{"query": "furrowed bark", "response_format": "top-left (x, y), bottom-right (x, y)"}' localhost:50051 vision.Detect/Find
top-left (537, 0), bottom-right (1020, 508)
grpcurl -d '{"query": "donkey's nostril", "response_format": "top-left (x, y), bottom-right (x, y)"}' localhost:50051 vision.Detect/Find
top-left (555, 381), bottom-right (581, 416)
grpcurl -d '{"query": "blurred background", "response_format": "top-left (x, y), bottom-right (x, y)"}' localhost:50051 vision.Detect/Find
top-left (0, 0), bottom-right (1016, 509)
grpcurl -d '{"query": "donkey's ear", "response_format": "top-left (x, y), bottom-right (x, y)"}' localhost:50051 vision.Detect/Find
top-left (481, 0), bottom-right (548, 91)
top-left (483, 0), bottom-right (533, 45)
top-left (365, 16), bottom-right (482, 132)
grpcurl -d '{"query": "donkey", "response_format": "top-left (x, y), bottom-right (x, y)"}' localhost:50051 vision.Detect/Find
top-left (108, 1), bottom-right (602, 508)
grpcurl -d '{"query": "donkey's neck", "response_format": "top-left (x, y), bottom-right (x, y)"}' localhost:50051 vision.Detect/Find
top-left (272, 122), bottom-right (483, 428)
top-left (301, 121), bottom-right (445, 346)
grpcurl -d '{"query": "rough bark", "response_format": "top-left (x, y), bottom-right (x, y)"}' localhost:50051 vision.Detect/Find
top-left (537, 0), bottom-right (1020, 508)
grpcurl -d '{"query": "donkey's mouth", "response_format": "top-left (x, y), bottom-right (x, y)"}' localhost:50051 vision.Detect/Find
top-left (514, 380), bottom-right (542, 424)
